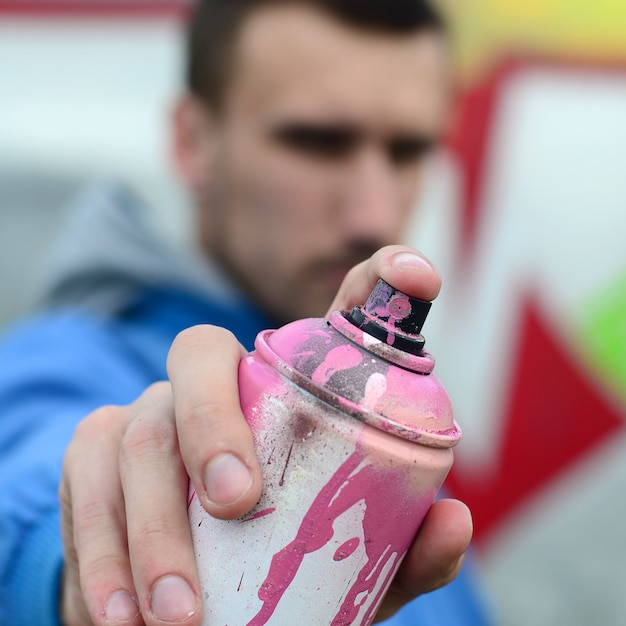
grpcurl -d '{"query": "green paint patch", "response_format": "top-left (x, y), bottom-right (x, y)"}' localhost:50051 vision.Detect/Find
top-left (577, 270), bottom-right (626, 406)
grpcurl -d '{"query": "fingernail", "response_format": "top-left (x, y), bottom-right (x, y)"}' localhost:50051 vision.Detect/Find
top-left (204, 453), bottom-right (253, 505)
top-left (150, 575), bottom-right (198, 622)
top-left (104, 590), bottom-right (139, 622)
top-left (392, 251), bottom-right (433, 271)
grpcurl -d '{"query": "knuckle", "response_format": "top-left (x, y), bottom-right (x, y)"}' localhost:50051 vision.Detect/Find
top-left (79, 550), bottom-right (129, 585)
top-left (119, 394), bottom-right (178, 467)
top-left (125, 514), bottom-right (188, 565)
top-left (143, 379), bottom-right (172, 399)
top-left (176, 324), bottom-right (236, 347)
top-left (62, 405), bottom-right (124, 479)
top-left (119, 410), bottom-right (177, 466)
top-left (73, 497), bottom-right (118, 538)
top-left (183, 397), bottom-right (232, 433)
top-left (72, 405), bottom-right (124, 445)
top-left (168, 324), bottom-right (238, 364)
top-left (134, 517), bottom-right (178, 546)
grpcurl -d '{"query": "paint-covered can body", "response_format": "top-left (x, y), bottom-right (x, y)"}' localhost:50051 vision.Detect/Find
top-left (188, 280), bottom-right (461, 625)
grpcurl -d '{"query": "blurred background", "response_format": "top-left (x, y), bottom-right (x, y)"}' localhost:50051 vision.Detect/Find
top-left (410, 1), bottom-right (626, 624)
top-left (1, 1), bottom-right (625, 624)
top-left (0, 0), bottom-right (191, 326)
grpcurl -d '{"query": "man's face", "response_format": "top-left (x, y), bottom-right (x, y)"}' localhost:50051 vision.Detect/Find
top-left (189, 4), bottom-right (451, 323)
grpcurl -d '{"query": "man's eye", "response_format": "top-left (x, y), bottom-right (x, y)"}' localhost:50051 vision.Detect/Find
top-left (273, 125), bottom-right (359, 159)
top-left (389, 137), bottom-right (435, 165)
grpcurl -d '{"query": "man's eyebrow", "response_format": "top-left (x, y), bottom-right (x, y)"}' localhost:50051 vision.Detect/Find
top-left (270, 122), bottom-right (362, 156)
top-left (270, 121), bottom-right (439, 162)
top-left (388, 134), bottom-right (438, 163)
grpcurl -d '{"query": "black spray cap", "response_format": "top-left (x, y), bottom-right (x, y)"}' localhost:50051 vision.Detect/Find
top-left (346, 279), bottom-right (431, 355)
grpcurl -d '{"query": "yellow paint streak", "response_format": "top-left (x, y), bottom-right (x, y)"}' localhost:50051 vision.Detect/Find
top-left (439, 0), bottom-right (626, 84)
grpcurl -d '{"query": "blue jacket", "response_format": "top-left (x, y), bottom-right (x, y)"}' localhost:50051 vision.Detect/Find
top-left (0, 184), bottom-right (490, 625)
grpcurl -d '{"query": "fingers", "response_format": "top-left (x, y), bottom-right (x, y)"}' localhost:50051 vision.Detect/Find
top-left (62, 326), bottom-right (265, 624)
top-left (119, 382), bottom-right (201, 624)
top-left (401, 498), bottom-right (473, 592)
top-left (166, 325), bottom-right (263, 520)
top-left (60, 405), bottom-right (142, 625)
top-left (61, 384), bottom-right (204, 626)
top-left (374, 498), bottom-right (473, 622)
top-left (327, 244), bottom-right (442, 315)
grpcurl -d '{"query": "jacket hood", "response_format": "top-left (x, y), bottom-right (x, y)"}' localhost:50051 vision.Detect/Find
top-left (33, 181), bottom-right (245, 315)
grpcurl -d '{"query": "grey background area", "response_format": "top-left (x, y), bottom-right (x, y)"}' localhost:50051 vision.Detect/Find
top-left (0, 169), bottom-right (79, 327)
top-left (0, 16), bottom-right (188, 331)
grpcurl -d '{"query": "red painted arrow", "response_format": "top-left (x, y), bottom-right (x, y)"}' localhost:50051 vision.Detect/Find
top-left (444, 60), bottom-right (626, 544)
top-left (445, 297), bottom-right (625, 543)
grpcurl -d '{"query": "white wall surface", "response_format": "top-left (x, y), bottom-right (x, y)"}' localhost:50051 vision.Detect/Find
top-left (0, 15), bottom-right (190, 325)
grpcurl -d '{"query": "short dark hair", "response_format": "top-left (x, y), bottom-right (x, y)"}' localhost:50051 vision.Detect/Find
top-left (186, 0), bottom-right (446, 111)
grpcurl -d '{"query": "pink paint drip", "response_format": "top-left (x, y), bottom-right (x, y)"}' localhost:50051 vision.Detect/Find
top-left (246, 447), bottom-right (433, 626)
top-left (362, 373), bottom-right (387, 410)
top-left (311, 345), bottom-right (364, 386)
top-left (366, 287), bottom-right (413, 344)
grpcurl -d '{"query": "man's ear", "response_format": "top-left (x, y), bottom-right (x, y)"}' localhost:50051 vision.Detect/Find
top-left (171, 94), bottom-right (217, 190)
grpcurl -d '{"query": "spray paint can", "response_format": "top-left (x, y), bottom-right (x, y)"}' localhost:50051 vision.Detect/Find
top-left (188, 279), bottom-right (461, 625)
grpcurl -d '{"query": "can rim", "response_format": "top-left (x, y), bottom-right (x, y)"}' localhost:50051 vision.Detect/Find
top-left (255, 329), bottom-right (461, 449)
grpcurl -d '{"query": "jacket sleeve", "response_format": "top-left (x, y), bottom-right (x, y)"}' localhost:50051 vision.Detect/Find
top-left (0, 312), bottom-right (157, 624)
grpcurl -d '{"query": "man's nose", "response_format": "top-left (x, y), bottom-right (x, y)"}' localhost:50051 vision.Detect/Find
top-left (340, 148), bottom-right (402, 243)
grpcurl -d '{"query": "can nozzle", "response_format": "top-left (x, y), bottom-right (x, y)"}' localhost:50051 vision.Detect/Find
top-left (346, 279), bottom-right (431, 355)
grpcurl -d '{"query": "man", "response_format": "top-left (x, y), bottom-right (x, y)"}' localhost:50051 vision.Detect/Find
top-left (0, 1), bottom-right (490, 624)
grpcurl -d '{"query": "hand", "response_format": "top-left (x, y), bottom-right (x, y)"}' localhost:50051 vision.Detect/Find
top-left (58, 245), bottom-right (472, 625)
top-left (59, 335), bottom-right (261, 626)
